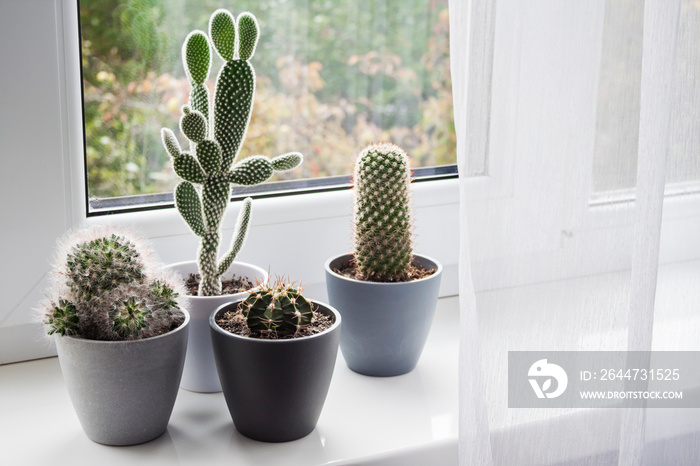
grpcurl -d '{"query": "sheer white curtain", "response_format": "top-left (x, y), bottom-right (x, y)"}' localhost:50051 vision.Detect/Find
top-left (451, 1), bottom-right (700, 465)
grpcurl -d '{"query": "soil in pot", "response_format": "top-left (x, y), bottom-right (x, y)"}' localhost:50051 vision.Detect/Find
top-left (333, 256), bottom-right (436, 283)
top-left (215, 304), bottom-right (334, 339)
top-left (184, 273), bottom-right (255, 296)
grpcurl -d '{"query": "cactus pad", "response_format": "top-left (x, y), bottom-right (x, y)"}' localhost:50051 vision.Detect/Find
top-left (271, 152), bottom-right (304, 171)
top-left (180, 107), bottom-right (207, 143)
top-left (226, 155), bottom-right (275, 185)
top-left (214, 60), bottom-right (255, 169)
top-left (175, 181), bottom-right (206, 237)
top-left (183, 31), bottom-right (211, 85)
top-left (218, 197), bottom-right (252, 276)
top-left (209, 9), bottom-right (236, 61)
top-left (161, 128), bottom-right (182, 158)
top-left (236, 13), bottom-right (259, 61)
top-left (173, 153), bottom-right (205, 184)
top-left (195, 140), bottom-right (223, 174)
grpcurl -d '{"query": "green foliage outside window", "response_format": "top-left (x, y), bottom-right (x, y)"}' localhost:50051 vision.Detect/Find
top-left (81, 0), bottom-right (454, 200)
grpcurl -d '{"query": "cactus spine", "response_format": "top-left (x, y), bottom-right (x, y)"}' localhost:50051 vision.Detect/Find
top-left (162, 9), bottom-right (303, 296)
top-left (43, 229), bottom-right (185, 341)
top-left (352, 142), bottom-right (414, 281)
top-left (241, 280), bottom-right (313, 337)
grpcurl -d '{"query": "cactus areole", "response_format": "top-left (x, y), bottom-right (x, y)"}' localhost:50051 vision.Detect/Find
top-left (162, 9), bottom-right (303, 296)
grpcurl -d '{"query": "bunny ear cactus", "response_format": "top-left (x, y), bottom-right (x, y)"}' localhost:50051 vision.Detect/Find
top-left (43, 229), bottom-right (185, 341)
top-left (352, 142), bottom-right (414, 282)
top-left (162, 9), bottom-right (303, 296)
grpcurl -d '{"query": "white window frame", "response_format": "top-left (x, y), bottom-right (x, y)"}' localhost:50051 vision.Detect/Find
top-left (559, 1), bottom-right (700, 272)
top-left (465, 0), bottom-right (700, 291)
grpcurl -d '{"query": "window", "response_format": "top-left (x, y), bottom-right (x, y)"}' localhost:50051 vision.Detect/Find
top-left (592, 0), bottom-right (700, 203)
top-left (0, 0), bottom-right (460, 364)
top-left (79, 0), bottom-right (457, 214)
top-left (462, 0), bottom-right (700, 293)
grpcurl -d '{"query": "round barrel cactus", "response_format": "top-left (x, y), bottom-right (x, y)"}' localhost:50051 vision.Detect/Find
top-left (240, 280), bottom-right (313, 337)
top-left (64, 234), bottom-right (144, 300)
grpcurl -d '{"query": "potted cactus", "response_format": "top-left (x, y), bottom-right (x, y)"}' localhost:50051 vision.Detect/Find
top-left (210, 279), bottom-right (341, 442)
top-left (324, 142), bottom-right (442, 376)
top-left (40, 226), bottom-right (189, 446)
top-left (161, 8), bottom-right (303, 392)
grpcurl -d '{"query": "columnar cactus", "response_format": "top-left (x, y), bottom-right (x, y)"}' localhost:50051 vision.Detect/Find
top-left (240, 280), bottom-right (313, 337)
top-left (42, 228), bottom-right (185, 341)
top-left (352, 142), bottom-right (414, 281)
top-left (161, 9), bottom-right (303, 296)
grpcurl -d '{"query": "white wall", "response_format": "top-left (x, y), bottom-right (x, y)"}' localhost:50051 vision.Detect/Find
top-left (0, 1), bottom-right (79, 362)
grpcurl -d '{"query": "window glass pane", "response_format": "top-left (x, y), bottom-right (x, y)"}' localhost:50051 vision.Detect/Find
top-left (592, 0), bottom-right (700, 197)
top-left (592, 0), bottom-right (642, 194)
top-left (668, 0), bottom-right (700, 185)
top-left (80, 0), bottom-right (455, 205)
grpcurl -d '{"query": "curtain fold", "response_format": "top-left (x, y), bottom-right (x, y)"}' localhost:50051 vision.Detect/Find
top-left (450, 0), bottom-right (494, 464)
top-left (451, 1), bottom-right (693, 465)
top-left (618, 1), bottom-right (681, 465)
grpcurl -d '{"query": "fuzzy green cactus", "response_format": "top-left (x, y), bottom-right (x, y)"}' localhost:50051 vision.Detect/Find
top-left (42, 229), bottom-right (185, 341)
top-left (162, 9), bottom-right (303, 296)
top-left (240, 280), bottom-right (313, 337)
top-left (64, 234), bottom-right (145, 300)
top-left (352, 142), bottom-right (414, 281)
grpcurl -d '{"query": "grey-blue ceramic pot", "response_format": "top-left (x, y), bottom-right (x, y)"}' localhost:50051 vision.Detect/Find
top-left (210, 300), bottom-right (341, 442)
top-left (54, 311), bottom-right (189, 445)
top-left (325, 253), bottom-right (442, 377)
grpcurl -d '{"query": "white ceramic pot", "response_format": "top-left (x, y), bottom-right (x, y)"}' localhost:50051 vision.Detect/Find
top-left (166, 260), bottom-right (268, 392)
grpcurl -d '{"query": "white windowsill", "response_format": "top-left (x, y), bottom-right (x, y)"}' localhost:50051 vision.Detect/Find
top-left (0, 297), bottom-right (459, 466)
top-left (479, 259), bottom-right (700, 465)
top-left (4, 260), bottom-right (700, 465)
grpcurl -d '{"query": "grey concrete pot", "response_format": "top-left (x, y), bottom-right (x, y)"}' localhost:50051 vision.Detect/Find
top-left (54, 311), bottom-right (189, 446)
top-left (325, 253), bottom-right (442, 377)
top-left (210, 300), bottom-right (341, 442)
top-left (166, 261), bottom-right (267, 393)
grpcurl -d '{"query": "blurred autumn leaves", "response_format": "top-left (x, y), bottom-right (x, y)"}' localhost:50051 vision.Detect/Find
top-left (82, 1), bottom-right (454, 200)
